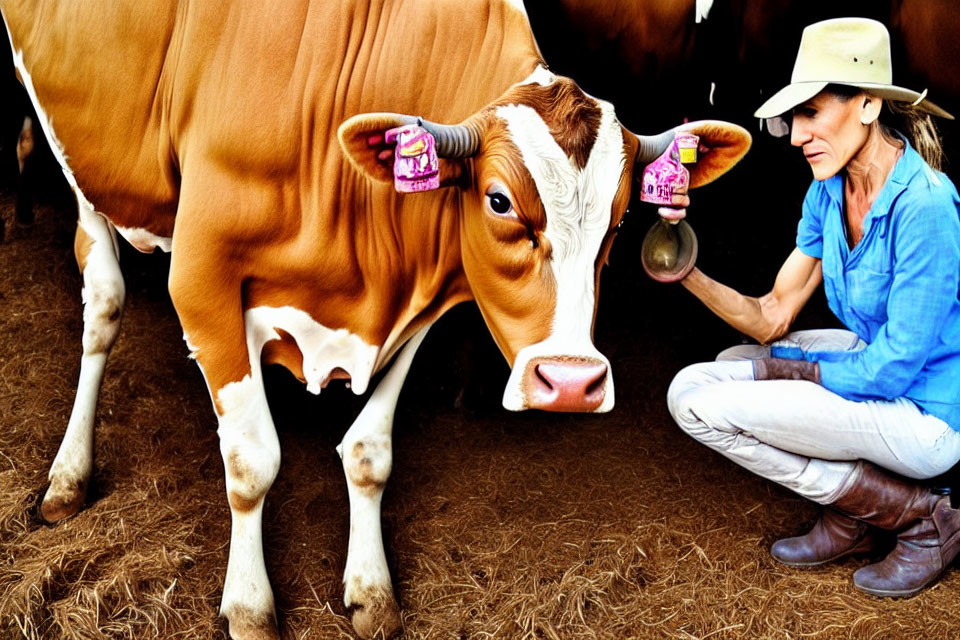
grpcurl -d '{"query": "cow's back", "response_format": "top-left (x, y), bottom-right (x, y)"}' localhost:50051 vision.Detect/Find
top-left (3, 0), bottom-right (540, 239)
top-left (1, 0), bottom-right (181, 233)
top-left (170, 0), bottom-right (541, 196)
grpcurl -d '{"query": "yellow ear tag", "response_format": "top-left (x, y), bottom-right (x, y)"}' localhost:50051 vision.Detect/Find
top-left (399, 138), bottom-right (427, 157)
top-left (677, 132), bottom-right (699, 164)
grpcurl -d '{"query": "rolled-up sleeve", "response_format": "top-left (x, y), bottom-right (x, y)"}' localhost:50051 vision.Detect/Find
top-left (818, 196), bottom-right (960, 400)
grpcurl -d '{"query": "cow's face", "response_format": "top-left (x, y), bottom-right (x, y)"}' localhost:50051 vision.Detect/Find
top-left (459, 78), bottom-right (632, 413)
top-left (338, 71), bottom-right (751, 414)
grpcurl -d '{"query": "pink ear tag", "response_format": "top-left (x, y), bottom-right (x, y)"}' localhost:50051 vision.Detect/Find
top-left (639, 132), bottom-right (699, 206)
top-left (384, 123), bottom-right (440, 193)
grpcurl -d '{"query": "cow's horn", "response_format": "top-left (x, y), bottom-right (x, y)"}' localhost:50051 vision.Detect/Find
top-left (635, 128), bottom-right (678, 164)
top-left (418, 118), bottom-right (481, 158)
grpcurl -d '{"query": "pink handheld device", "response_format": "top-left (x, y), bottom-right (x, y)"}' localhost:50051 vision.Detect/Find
top-left (384, 122), bottom-right (440, 193)
top-left (639, 132), bottom-right (699, 206)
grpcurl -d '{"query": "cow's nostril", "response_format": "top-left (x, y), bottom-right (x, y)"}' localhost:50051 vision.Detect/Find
top-left (585, 366), bottom-right (607, 397)
top-left (534, 364), bottom-right (554, 391)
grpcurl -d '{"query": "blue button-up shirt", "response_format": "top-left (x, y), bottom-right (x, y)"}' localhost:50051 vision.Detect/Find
top-left (773, 140), bottom-right (960, 431)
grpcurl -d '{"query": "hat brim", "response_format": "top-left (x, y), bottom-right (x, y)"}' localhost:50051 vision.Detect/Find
top-left (754, 82), bottom-right (827, 119)
top-left (857, 83), bottom-right (954, 119)
top-left (754, 81), bottom-right (954, 120)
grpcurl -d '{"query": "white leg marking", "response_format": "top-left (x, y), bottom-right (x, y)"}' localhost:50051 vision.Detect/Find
top-left (42, 194), bottom-right (125, 521)
top-left (216, 372), bottom-right (281, 635)
top-left (337, 325), bottom-right (430, 637)
top-left (6, 14), bottom-right (130, 520)
top-left (215, 305), bottom-right (384, 637)
top-left (495, 102), bottom-right (625, 412)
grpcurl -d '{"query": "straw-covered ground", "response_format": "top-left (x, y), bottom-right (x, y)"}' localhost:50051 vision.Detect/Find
top-left (1, 189), bottom-right (958, 640)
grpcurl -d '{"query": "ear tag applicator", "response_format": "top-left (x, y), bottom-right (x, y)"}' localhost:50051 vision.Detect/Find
top-left (639, 132), bottom-right (700, 283)
top-left (639, 131), bottom-right (698, 208)
top-left (384, 119), bottom-right (440, 193)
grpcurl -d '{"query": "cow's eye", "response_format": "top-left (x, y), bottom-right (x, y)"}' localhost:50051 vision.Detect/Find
top-left (486, 191), bottom-right (513, 216)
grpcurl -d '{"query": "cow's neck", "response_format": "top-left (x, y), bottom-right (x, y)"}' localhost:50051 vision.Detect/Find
top-left (364, 179), bottom-right (474, 369)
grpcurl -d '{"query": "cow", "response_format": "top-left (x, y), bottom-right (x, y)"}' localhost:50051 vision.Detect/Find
top-left (889, 0), bottom-right (960, 117)
top-left (1, 1), bottom-right (750, 638)
top-left (526, 0), bottom-right (710, 128)
top-left (0, 43), bottom-right (35, 240)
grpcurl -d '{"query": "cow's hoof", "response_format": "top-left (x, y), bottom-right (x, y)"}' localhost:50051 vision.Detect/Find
top-left (223, 606), bottom-right (280, 640)
top-left (349, 587), bottom-right (402, 639)
top-left (40, 477), bottom-right (88, 523)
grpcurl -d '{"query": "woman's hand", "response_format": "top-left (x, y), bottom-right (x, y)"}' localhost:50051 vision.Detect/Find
top-left (658, 195), bottom-right (690, 222)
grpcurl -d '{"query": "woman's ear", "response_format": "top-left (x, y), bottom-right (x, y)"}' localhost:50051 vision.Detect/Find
top-left (860, 95), bottom-right (882, 126)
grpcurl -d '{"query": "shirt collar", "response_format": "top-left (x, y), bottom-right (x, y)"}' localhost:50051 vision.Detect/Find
top-left (821, 131), bottom-right (919, 217)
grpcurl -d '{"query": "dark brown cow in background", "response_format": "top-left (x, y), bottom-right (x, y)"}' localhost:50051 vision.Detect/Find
top-left (0, 44), bottom-right (34, 239)
top-left (527, 0), bottom-right (960, 312)
top-left (527, 1), bottom-right (959, 140)
top-left (890, 0), bottom-right (960, 117)
top-left (0, 36), bottom-right (66, 241)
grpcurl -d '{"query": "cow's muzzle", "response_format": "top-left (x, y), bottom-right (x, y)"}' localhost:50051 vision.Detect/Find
top-left (521, 356), bottom-right (608, 412)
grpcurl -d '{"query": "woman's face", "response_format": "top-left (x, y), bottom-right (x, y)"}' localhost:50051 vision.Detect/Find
top-left (790, 91), bottom-right (867, 180)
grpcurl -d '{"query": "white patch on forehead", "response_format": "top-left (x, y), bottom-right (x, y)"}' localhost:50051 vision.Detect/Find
top-left (521, 65), bottom-right (556, 87)
top-left (495, 102), bottom-right (623, 266)
top-left (497, 101), bottom-right (625, 412)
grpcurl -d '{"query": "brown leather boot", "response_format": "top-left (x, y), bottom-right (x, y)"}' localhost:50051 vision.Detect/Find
top-left (770, 508), bottom-right (883, 567)
top-left (829, 461), bottom-right (941, 531)
top-left (824, 460), bottom-right (960, 597)
top-left (853, 496), bottom-right (960, 597)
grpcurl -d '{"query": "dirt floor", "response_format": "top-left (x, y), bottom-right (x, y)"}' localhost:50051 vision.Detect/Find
top-left (1, 189), bottom-right (959, 640)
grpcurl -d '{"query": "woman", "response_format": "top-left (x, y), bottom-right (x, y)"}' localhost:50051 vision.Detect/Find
top-left (667, 17), bottom-right (960, 597)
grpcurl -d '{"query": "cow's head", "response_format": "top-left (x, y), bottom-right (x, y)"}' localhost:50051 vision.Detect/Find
top-left (339, 70), bottom-right (750, 413)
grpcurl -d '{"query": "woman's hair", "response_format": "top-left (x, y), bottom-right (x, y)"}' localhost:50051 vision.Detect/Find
top-left (823, 83), bottom-right (946, 172)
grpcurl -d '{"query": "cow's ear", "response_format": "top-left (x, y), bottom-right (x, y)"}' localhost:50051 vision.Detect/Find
top-left (681, 120), bottom-right (752, 188)
top-left (338, 112), bottom-right (415, 183)
top-left (339, 112), bottom-right (481, 188)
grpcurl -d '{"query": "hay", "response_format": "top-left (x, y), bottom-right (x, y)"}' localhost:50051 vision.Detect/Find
top-left (1, 189), bottom-right (958, 640)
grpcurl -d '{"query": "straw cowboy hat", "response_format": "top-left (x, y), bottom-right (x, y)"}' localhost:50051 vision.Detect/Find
top-left (754, 17), bottom-right (954, 121)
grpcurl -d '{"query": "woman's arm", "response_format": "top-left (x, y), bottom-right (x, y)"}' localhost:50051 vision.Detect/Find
top-left (680, 247), bottom-right (823, 344)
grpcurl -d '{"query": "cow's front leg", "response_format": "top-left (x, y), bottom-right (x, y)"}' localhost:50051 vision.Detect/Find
top-left (169, 231), bottom-right (281, 640)
top-left (215, 367), bottom-right (280, 640)
top-left (339, 326), bottom-right (430, 639)
top-left (42, 200), bottom-right (124, 522)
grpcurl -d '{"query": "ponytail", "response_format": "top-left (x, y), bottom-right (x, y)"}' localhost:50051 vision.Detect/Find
top-left (881, 101), bottom-right (946, 172)
top-left (823, 84), bottom-right (947, 172)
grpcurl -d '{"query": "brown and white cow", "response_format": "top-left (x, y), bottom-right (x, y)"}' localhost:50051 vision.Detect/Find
top-left (1, 0), bottom-right (749, 638)
top-left (0, 48), bottom-right (35, 239)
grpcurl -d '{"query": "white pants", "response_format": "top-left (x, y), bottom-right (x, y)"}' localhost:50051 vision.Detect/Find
top-left (667, 330), bottom-right (960, 504)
